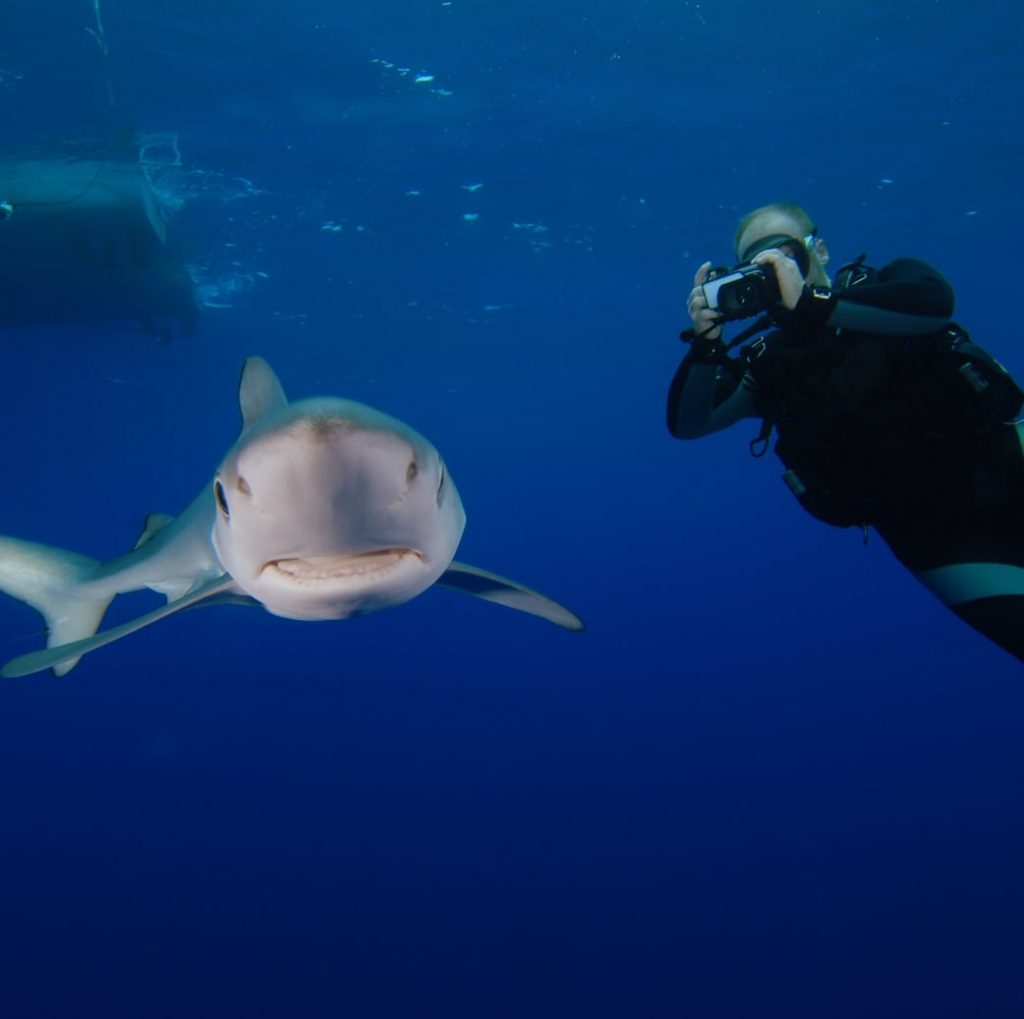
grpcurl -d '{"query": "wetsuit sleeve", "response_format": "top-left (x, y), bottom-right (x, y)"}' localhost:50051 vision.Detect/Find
top-left (666, 355), bottom-right (757, 438)
top-left (840, 258), bottom-right (955, 316)
top-left (786, 258), bottom-right (955, 336)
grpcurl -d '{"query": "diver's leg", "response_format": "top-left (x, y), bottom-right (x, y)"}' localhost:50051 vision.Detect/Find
top-left (948, 597), bottom-right (1024, 660)
top-left (912, 558), bottom-right (1024, 661)
top-left (882, 522), bottom-right (1024, 662)
top-left (875, 423), bottom-right (1024, 663)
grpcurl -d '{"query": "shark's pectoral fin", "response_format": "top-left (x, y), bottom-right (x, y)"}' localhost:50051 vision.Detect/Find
top-left (436, 561), bottom-right (585, 632)
top-left (1, 575), bottom-right (240, 679)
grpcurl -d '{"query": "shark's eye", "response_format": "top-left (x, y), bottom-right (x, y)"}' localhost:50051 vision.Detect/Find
top-left (214, 480), bottom-right (231, 520)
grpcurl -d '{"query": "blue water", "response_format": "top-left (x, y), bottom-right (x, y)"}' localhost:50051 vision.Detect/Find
top-left (1, 2), bottom-right (1023, 1016)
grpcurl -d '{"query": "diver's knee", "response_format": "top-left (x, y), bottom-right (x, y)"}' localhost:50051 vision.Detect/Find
top-left (914, 562), bottom-right (1024, 606)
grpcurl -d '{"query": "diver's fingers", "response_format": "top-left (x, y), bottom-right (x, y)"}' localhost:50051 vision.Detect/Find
top-left (687, 286), bottom-right (707, 317)
top-left (692, 308), bottom-right (722, 340)
top-left (752, 250), bottom-right (805, 309)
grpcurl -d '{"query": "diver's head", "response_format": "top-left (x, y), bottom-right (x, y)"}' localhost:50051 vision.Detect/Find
top-left (734, 202), bottom-right (831, 287)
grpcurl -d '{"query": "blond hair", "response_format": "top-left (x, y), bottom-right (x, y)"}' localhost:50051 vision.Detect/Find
top-left (734, 203), bottom-right (817, 253)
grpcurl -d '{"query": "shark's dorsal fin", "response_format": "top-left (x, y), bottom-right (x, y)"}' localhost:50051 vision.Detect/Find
top-left (132, 512), bottom-right (175, 551)
top-left (437, 561), bottom-right (585, 632)
top-left (1, 574), bottom-right (240, 678)
top-left (239, 356), bottom-right (288, 431)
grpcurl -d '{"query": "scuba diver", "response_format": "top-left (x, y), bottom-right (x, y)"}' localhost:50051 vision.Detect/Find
top-left (667, 202), bottom-right (1024, 663)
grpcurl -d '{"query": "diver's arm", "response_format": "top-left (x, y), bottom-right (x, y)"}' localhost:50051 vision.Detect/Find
top-left (669, 261), bottom-right (760, 438)
top-left (783, 257), bottom-right (955, 337)
top-left (840, 258), bottom-right (955, 316)
top-left (667, 357), bottom-right (758, 438)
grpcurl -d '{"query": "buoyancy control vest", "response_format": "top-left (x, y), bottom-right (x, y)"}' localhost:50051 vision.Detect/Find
top-left (743, 265), bottom-right (1024, 528)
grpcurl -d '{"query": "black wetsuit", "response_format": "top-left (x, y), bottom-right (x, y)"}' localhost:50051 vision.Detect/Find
top-left (667, 258), bottom-right (1024, 663)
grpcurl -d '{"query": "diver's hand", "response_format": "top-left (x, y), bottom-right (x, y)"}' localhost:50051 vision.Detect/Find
top-left (687, 261), bottom-right (723, 340)
top-left (751, 249), bottom-right (806, 310)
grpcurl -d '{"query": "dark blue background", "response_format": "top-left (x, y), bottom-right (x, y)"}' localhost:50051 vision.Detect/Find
top-left (1, 2), bottom-right (1022, 1016)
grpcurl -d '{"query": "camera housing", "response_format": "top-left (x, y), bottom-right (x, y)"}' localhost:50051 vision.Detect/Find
top-left (702, 263), bottom-right (781, 322)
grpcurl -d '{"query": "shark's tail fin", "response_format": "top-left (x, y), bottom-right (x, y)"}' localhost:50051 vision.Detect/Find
top-left (0, 536), bottom-right (112, 676)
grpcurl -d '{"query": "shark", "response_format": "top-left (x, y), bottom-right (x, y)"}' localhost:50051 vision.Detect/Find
top-left (0, 356), bottom-right (583, 678)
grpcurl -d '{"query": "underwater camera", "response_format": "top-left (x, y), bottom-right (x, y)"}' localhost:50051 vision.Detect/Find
top-left (701, 263), bottom-right (781, 322)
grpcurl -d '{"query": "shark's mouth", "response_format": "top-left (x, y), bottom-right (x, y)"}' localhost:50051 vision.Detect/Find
top-left (262, 549), bottom-right (425, 583)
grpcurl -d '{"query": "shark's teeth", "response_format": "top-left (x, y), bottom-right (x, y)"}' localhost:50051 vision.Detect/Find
top-left (264, 550), bottom-right (423, 582)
